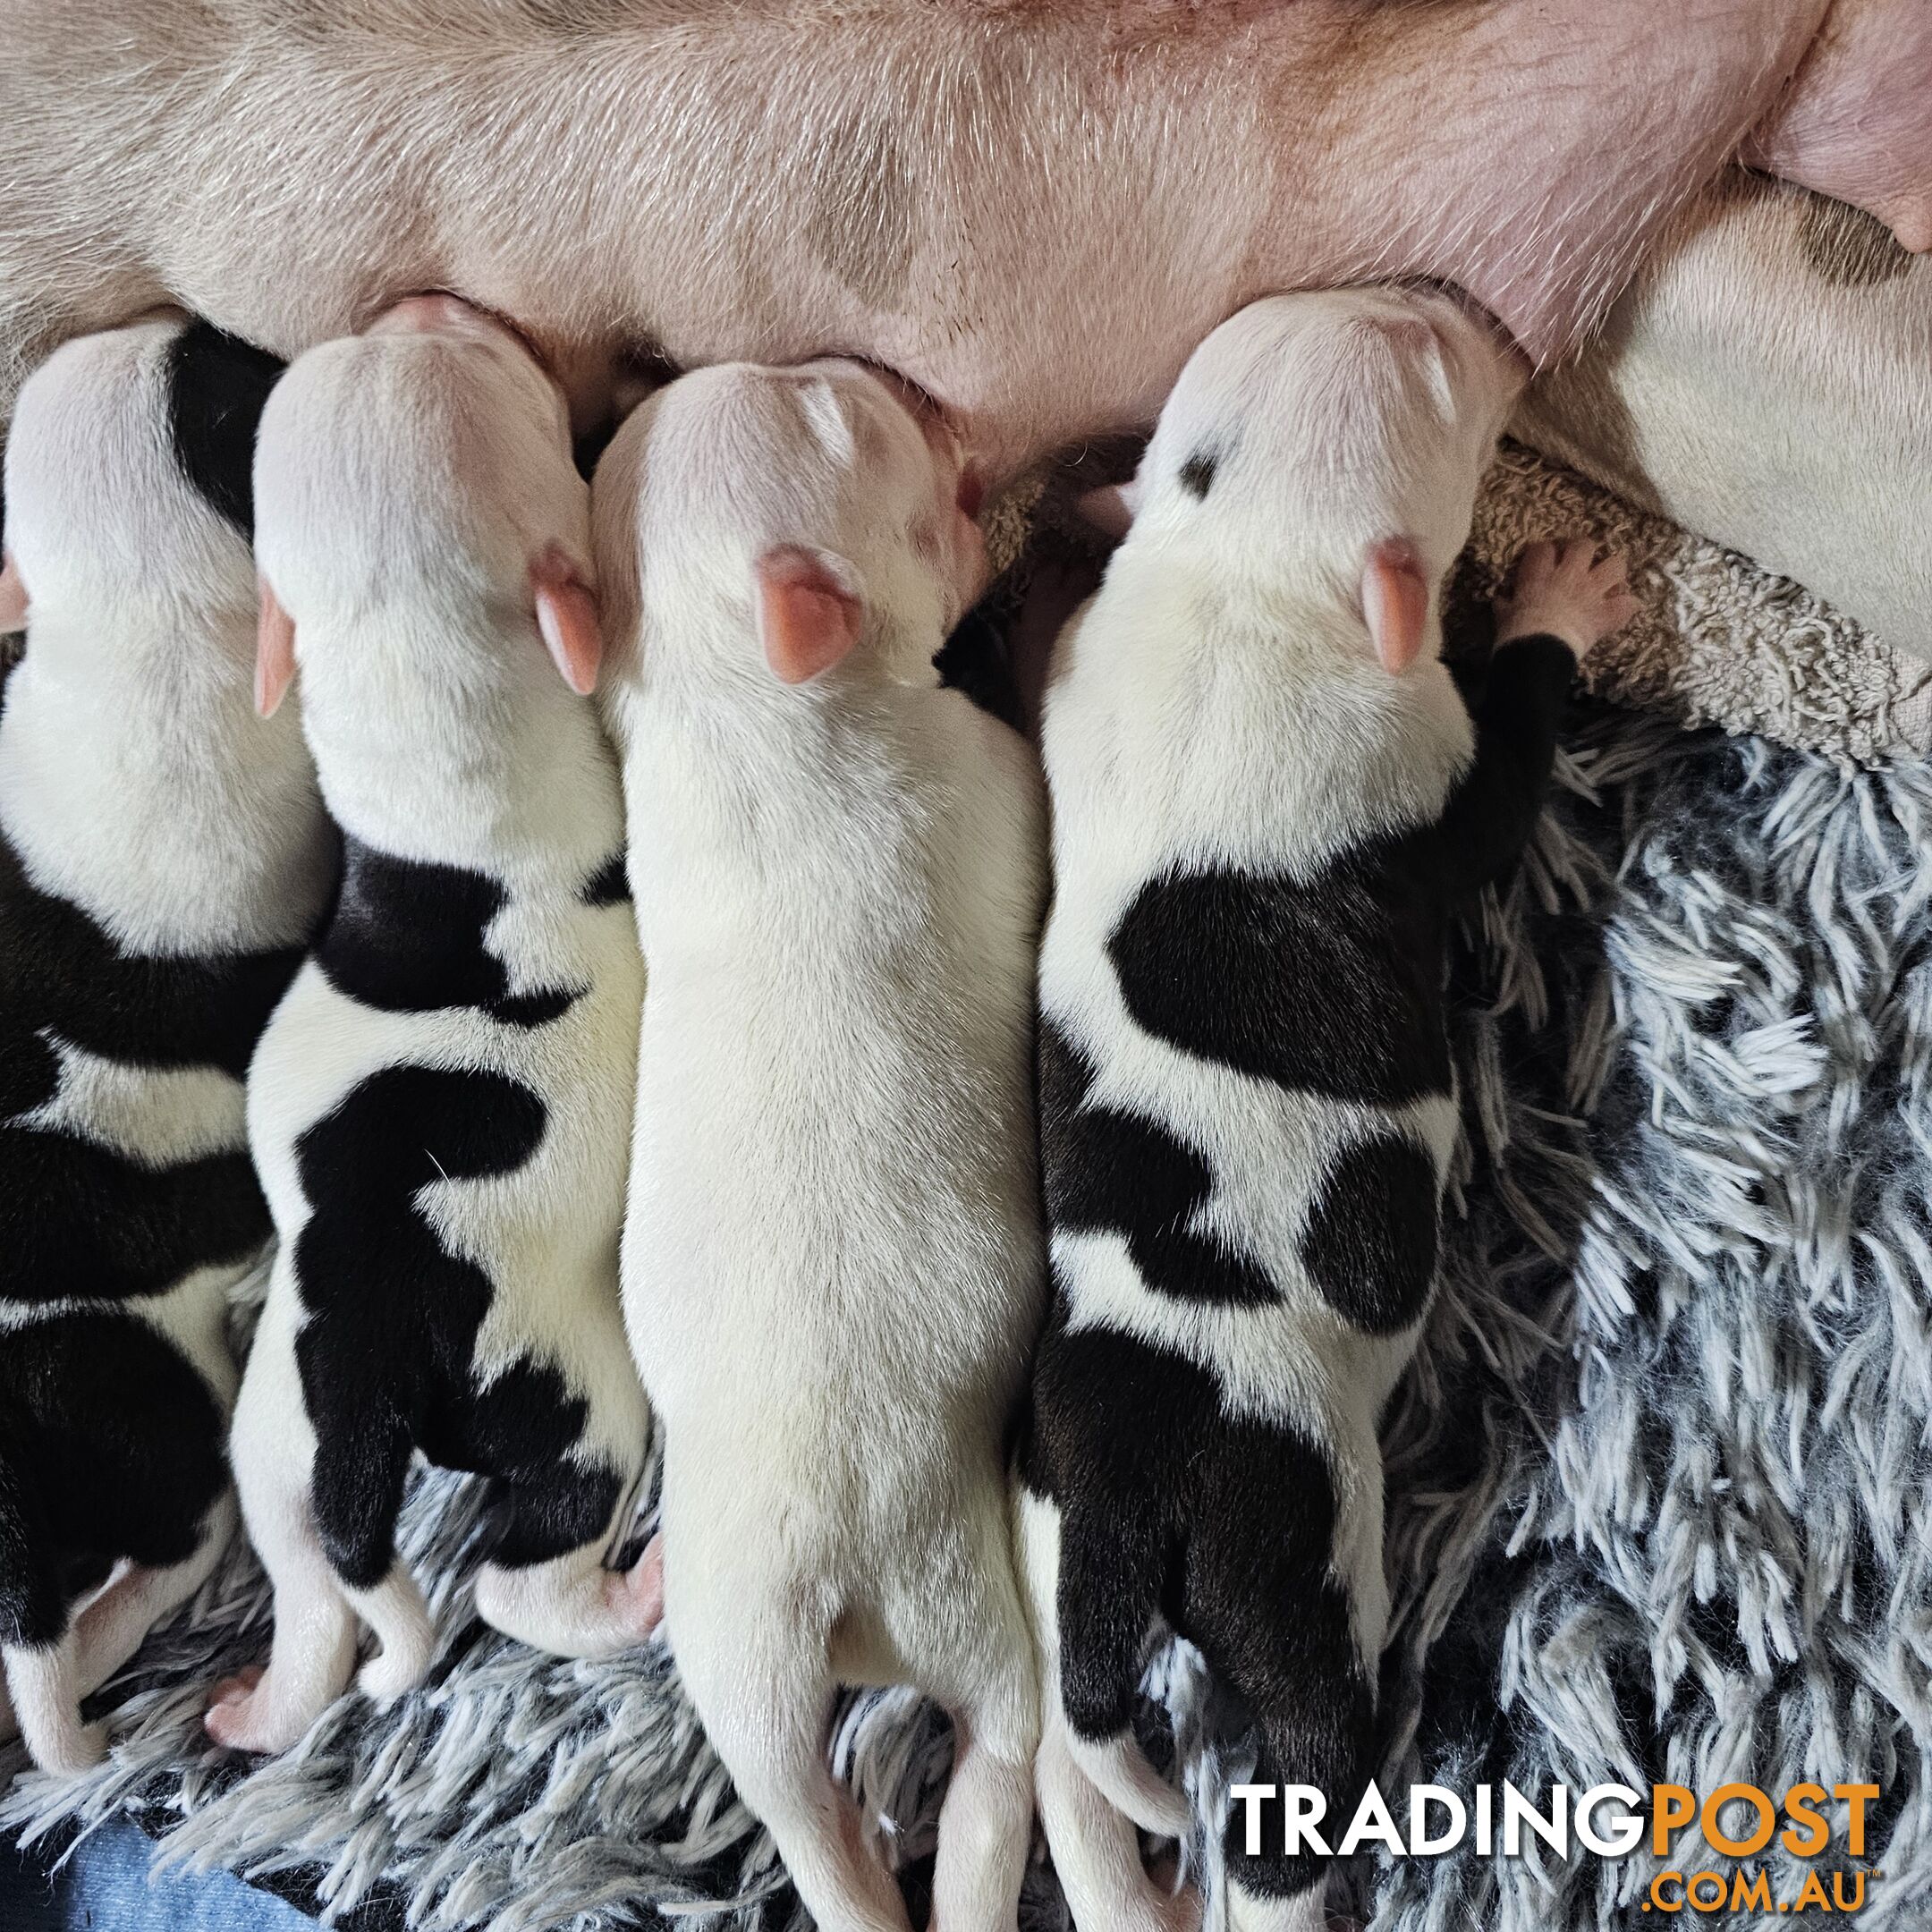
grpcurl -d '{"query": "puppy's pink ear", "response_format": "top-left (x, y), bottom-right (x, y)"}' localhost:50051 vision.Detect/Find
top-left (755, 546), bottom-right (863, 685)
top-left (1361, 539), bottom-right (1431, 675)
top-left (0, 550), bottom-right (26, 632)
top-left (255, 580), bottom-right (297, 717)
top-left (1075, 477), bottom-right (1143, 542)
top-left (531, 542), bottom-right (604, 696)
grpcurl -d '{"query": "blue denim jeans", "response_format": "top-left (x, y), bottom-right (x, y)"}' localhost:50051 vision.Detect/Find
top-left (1, 1819), bottom-right (313, 1930)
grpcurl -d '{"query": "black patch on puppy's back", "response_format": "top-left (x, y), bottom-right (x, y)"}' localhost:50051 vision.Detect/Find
top-left (1298, 1131), bottom-right (1440, 1333)
top-left (317, 834), bottom-right (582, 1030)
top-left (0, 1310), bottom-right (229, 1647)
top-left (292, 1064), bottom-right (619, 1589)
top-left (1108, 848), bottom-right (1451, 1107)
top-left (165, 321), bottom-right (287, 539)
top-left (1, 831), bottom-right (304, 1077)
top-left (0, 827), bottom-right (293, 1303)
top-left (1040, 1021), bottom-right (1277, 1307)
top-left (1, 1123), bottom-right (269, 1306)
top-left (580, 852), bottom-right (630, 908)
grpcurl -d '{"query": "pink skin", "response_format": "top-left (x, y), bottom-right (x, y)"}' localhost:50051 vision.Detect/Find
top-left (3, 1), bottom-right (1925, 485)
top-left (1496, 539), bottom-right (1640, 659)
top-left (1744, 0), bottom-right (1932, 253)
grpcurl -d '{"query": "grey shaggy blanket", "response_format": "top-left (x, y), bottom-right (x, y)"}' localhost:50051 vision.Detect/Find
top-left (5, 657), bottom-right (1932, 1921)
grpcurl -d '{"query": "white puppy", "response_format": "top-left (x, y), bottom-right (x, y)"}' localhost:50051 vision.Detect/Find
top-left (0, 316), bottom-right (329, 1774)
top-left (592, 358), bottom-right (1044, 1932)
top-left (206, 296), bottom-right (657, 1758)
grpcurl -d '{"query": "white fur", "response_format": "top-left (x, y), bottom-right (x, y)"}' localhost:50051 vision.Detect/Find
top-left (0, 319), bottom-right (330, 1775)
top-left (593, 358), bottom-right (1043, 1932)
top-left (216, 314), bottom-right (654, 1758)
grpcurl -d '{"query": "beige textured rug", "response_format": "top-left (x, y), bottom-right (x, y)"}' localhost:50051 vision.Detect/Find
top-left (1461, 440), bottom-right (1931, 768)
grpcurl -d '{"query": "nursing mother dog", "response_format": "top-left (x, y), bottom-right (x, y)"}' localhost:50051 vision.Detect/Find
top-left (207, 295), bottom-right (657, 1757)
top-left (593, 357), bottom-right (1044, 1932)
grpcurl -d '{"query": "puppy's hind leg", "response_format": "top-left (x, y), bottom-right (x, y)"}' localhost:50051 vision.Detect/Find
top-left (302, 1344), bottom-right (433, 1707)
top-left (1182, 1426), bottom-right (1381, 1932)
top-left (1053, 1494), bottom-right (1190, 1843)
top-left (0, 1466), bottom-right (100, 1774)
top-left (3, 1640), bottom-right (105, 1776)
top-left (672, 1589), bottom-right (912, 1932)
top-left (72, 1491), bottom-right (240, 1703)
top-left (205, 1300), bottom-right (358, 1755)
top-left (343, 1563), bottom-right (436, 1706)
top-left (471, 1460), bottom-right (662, 1660)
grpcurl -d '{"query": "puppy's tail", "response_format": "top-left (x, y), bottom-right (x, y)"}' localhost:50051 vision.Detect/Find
top-left (671, 1587), bottom-right (913, 1932)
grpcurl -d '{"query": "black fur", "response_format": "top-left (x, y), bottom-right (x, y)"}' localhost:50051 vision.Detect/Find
top-left (1436, 633), bottom-right (1578, 892)
top-left (0, 829), bottom-right (297, 1303)
top-left (1108, 851), bottom-right (1453, 1107)
top-left (164, 322), bottom-right (287, 539)
top-left (0, 819), bottom-right (299, 1641)
top-left (294, 833), bottom-right (626, 1590)
top-left (0, 1312), bottom-right (229, 1648)
top-left (316, 835), bottom-right (583, 1029)
top-left (293, 1064), bottom-right (622, 1589)
top-left (1022, 1321), bottom-right (1375, 1900)
top-left (1298, 1132), bottom-right (1440, 1333)
top-left (1177, 451), bottom-right (1217, 500)
top-left (1028, 632), bottom-right (1579, 1901)
top-left (3, 1126), bottom-right (270, 1309)
top-left (580, 852), bottom-right (630, 908)
top-left (1041, 1021), bottom-right (1277, 1307)
top-left (292, 1066), bottom-right (618, 1591)
top-left (1, 832), bottom-right (304, 1078)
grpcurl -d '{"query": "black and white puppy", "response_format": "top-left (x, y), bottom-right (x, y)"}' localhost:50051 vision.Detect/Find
top-left (1016, 289), bottom-right (1636, 1932)
top-left (0, 316), bottom-right (330, 1775)
top-left (204, 295), bottom-right (658, 1758)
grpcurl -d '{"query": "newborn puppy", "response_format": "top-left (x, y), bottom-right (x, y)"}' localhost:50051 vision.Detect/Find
top-left (206, 296), bottom-right (657, 1758)
top-left (593, 359), bottom-right (1043, 1932)
top-left (1017, 289), bottom-right (1634, 1932)
top-left (0, 317), bottom-right (328, 1775)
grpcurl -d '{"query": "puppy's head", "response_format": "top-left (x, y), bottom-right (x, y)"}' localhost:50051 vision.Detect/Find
top-left (593, 357), bottom-right (987, 694)
top-left (1, 316), bottom-right (258, 644)
top-left (252, 294), bottom-right (602, 717)
top-left (1086, 286), bottom-right (1526, 674)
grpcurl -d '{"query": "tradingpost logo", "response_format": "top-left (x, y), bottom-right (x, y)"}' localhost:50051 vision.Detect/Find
top-left (1230, 1778), bottom-right (1884, 1914)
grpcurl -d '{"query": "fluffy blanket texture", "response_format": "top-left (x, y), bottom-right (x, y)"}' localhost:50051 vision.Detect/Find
top-left (4, 467), bottom-right (1930, 1930)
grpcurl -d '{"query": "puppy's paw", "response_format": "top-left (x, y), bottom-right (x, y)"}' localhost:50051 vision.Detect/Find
top-left (1495, 538), bottom-right (1638, 661)
top-left (35, 1719), bottom-right (109, 1778)
top-left (611, 1536), bottom-right (665, 1642)
top-left (355, 1624), bottom-right (434, 1707)
top-left (202, 1668), bottom-right (292, 1755)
